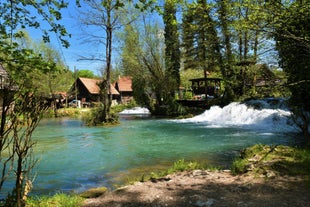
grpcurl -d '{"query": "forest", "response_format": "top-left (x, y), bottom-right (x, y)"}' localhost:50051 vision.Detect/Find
top-left (0, 0), bottom-right (309, 206)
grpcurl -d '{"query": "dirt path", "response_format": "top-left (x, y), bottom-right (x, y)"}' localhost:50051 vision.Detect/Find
top-left (83, 169), bottom-right (310, 207)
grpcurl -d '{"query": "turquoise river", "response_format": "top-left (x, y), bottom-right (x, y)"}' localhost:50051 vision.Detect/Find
top-left (0, 100), bottom-right (303, 198)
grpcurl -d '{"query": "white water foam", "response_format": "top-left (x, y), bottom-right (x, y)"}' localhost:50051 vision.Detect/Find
top-left (177, 101), bottom-right (297, 133)
top-left (119, 107), bottom-right (151, 115)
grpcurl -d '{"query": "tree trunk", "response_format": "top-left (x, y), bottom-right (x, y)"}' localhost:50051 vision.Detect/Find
top-left (15, 156), bottom-right (24, 207)
top-left (105, 26), bottom-right (112, 121)
top-left (238, 33), bottom-right (243, 62)
top-left (253, 31), bottom-right (259, 62)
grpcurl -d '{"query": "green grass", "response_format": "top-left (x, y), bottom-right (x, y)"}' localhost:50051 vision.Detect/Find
top-left (124, 159), bottom-right (220, 185)
top-left (231, 144), bottom-right (310, 176)
top-left (44, 108), bottom-right (91, 118)
top-left (26, 193), bottom-right (84, 207)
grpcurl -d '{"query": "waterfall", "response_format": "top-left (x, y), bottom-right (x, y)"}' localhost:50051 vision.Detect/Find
top-left (119, 107), bottom-right (151, 115)
top-left (177, 98), bottom-right (297, 133)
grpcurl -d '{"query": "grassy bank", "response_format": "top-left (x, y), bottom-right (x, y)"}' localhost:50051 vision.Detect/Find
top-left (231, 144), bottom-right (310, 176)
top-left (26, 193), bottom-right (84, 207)
top-left (119, 159), bottom-right (219, 186)
top-left (43, 108), bottom-right (92, 118)
top-left (25, 144), bottom-right (310, 206)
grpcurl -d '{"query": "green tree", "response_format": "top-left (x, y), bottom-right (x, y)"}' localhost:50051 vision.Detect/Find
top-left (163, 0), bottom-right (181, 99)
top-left (181, 3), bottom-right (198, 71)
top-left (0, 1), bottom-right (70, 206)
top-left (273, 1), bottom-right (310, 141)
top-left (0, 46), bottom-right (59, 207)
top-left (77, 69), bottom-right (96, 78)
top-left (216, 0), bottom-right (235, 101)
top-left (120, 24), bottom-right (142, 76)
top-left (181, 1), bottom-right (223, 97)
top-left (16, 32), bottom-right (73, 116)
top-left (120, 14), bottom-right (172, 114)
top-left (120, 22), bottom-right (153, 108)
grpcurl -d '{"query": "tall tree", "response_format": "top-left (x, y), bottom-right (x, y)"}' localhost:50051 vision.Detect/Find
top-left (77, 0), bottom-right (127, 123)
top-left (120, 14), bottom-right (175, 114)
top-left (120, 20), bottom-right (154, 108)
top-left (77, 0), bottom-right (154, 123)
top-left (181, 3), bottom-right (197, 71)
top-left (163, 0), bottom-right (181, 99)
top-left (216, 0), bottom-right (236, 101)
top-left (181, 1), bottom-right (222, 96)
top-left (120, 24), bottom-right (142, 76)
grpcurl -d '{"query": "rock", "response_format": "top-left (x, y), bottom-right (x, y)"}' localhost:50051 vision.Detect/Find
top-left (248, 155), bottom-right (261, 162)
top-left (192, 170), bottom-right (208, 176)
top-left (195, 198), bottom-right (215, 207)
top-left (245, 163), bottom-right (255, 171)
top-left (265, 170), bottom-right (276, 178)
top-left (79, 187), bottom-right (107, 198)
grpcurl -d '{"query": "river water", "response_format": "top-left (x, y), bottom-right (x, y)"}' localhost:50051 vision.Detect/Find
top-left (0, 99), bottom-right (303, 197)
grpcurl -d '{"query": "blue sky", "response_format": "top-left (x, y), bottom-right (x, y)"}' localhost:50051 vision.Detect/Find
top-left (29, 2), bottom-right (108, 76)
top-left (27, 1), bottom-right (164, 76)
top-left (27, 1), bottom-right (164, 77)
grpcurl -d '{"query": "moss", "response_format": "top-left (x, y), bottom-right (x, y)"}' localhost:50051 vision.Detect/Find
top-left (79, 187), bottom-right (108, 198)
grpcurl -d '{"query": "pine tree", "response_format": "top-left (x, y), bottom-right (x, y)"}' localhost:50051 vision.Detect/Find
top-left (163, 0), bottom-right (181, 96)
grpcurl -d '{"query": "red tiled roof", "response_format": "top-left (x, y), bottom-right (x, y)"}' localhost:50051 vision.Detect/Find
top-left (115, 76), bottom-right (132, 92)
top-left (79, 77), bottom-right (119, 95)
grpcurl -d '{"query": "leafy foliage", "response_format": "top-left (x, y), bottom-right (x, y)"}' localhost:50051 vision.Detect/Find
top-left (0, 1), bottom-right (71, 206)
top-left (0, 0), bottom-right (70, 48)
top-left (273, 1), bottom-right (310, 139)
top-left (163, 0), bottom-right (181, 93)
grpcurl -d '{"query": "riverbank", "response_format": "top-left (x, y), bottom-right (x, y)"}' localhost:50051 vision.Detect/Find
top-left (82, 145), bottom-right (310, 207)
top-left (24, 144), bottom-right (310, 206)
top-left (83, 169), bottom-right (309, 207)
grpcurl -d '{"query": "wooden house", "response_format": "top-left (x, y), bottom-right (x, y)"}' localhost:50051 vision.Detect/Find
top-left (177, 77), bottom-right (223, 108)
top-left (0, 64), bottom-right (17, 113)
top-left (69, 77), bottom-right (119, 107)
top-left (189, 77), bottom-right (222, 97)
top-left (114, 76), bottom-right (134, 104)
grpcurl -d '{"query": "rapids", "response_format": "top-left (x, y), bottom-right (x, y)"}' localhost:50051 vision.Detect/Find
top-left (176, 99), bottom-right (296, 133)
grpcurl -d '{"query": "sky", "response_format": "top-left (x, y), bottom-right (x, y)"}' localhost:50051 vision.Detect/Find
top-left (27, 1), bottom-right (165, 76)
top-left (29, 2), bottom-right (108, 76)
